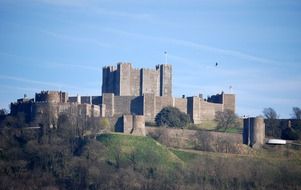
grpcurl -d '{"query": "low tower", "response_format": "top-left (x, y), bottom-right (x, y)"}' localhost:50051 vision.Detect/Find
top-left (243, 116), bottom-right (265, 148)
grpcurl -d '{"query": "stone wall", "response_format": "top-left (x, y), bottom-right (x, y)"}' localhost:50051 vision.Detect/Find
top-left (118, 63), bottom-right (132, 96)
top-left (199, 100), bottom-right (223, 123)
top-left (223, 94), bottom-right (235, 112)
top-left (123, 115), bottom-right (145, 136)
top-left (34, 102), bottom-right (101, 119)
top-left (114, 96), bottom-right (143, 116)
top-left (141, 68), bottom-right (160, 96)
top-left (158, 64), bottom-right (172, 96)
top-left (106, 116), bottom-right (123, 132)
top-left (187, 96), bottom-right (201, 124)
top-left (68, 95), bottom-right (102, 105)
top-left (10, 98), bottom-right (35, 122)
top-left (102, 93), bottom-right (114, 117)
top-left (101, 93), bottom-right (230, 124)
top-left (11, 100), bottom-right (101, 129)
top-left (174, 98), bottom-right (187, 113)
top-left (131, 68), bottom-right (141, 96)
top-left (80, 96), bottom-right (91, 104)
top-left (143, 93), bottom-right (156, 121)
top-left (92, 96), bottom-right (102, 105)
top-left (102, 66), bottom-right (118, 95)
top-left (35, 91), bottom-right (68, 103)
top-left (146, 127), bottom-right (245, 154)
top-left (68, 96), bottom-right (79, 103)
top-left (102, 93), bottom-right (175, 122)
top-left (155, 96), bottom-right (173, 116)
top-left (100, 63), bottom-right (236, 125)
top-left (207, 92), bottom-right (235, 112)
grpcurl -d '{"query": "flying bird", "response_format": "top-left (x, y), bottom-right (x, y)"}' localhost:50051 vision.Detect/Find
top-left (215, 62), bottom-right (218, 67)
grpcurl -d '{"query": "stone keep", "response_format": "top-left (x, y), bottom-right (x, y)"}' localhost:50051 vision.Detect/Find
top-left (102, 63), bottom-right (172, 97)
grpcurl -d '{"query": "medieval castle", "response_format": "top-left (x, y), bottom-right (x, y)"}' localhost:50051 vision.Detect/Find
top-left (9, 62), bottom-right (266, 148)
top-left (11, 63), bottom-right (236, 133)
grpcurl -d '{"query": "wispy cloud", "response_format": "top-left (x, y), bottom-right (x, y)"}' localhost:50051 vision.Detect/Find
top-left (168, 39), bottom-right (280, 65)
top-left (0, 75), bottom-right (75, 89)
top-left (31, 0), bottom-right (154, 21)
top-left (0, 51), bottom-right (100, 72)
top-left (0, 84), bottom-right (41, 93)
top-left (106, 28), bottom-right (289, 66)
top-left (45, 62), bottom-right (100, 71)
top-left (0, 75), bottom-right (101, 96)
top-left (31, 0), bottom-right (91, 7)
top-left (236, 77), bottom-right (301, 93)
top-left (92, 7), bottom-right (153, 21)
top-left (42, 30), bottom-right (110, 48)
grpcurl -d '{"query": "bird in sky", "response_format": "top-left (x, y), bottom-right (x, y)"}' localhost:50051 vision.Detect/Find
top-left (215, 62), bottom-right (218, 67)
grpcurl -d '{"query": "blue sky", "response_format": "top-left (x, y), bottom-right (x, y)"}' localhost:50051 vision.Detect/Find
top-left (0, 0), bottom-right (300, 118)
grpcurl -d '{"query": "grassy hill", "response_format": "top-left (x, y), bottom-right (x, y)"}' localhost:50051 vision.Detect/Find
top-left (96, 133), bottom-right (183, 169)
top-left (96, 133), bottom-right (301, 190)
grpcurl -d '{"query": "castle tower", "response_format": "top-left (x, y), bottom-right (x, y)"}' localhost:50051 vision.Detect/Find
top-left (102, 65), bottom-right (118, 95)
top-left (102, 63), bottom-right (172, 97)
top-left (118, 63), bottom-right (132, 96)
top-left (243, 116), bottom-right (265, 148)
top-left (207, 92), bottom-right (235, 112)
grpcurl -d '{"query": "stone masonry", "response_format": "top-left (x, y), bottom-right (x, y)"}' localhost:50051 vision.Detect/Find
top-left (101, 63), bottom-right (235, 124)
top-left (102, 62), bottom-right (172, 97)
top-left (10, 62), bottom-right (236, 135)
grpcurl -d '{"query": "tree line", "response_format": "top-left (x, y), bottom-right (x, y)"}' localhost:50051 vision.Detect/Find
top-left (263, 107), bottom-right (301, 140)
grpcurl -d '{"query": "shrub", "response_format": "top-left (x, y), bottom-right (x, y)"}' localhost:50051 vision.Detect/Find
top-left (155, 106), bottom-right (190, 128)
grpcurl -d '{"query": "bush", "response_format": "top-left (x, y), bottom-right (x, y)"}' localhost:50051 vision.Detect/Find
top-left (155, 106), bottom-right (190, 128)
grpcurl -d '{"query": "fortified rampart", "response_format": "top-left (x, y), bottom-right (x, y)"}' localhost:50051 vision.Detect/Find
top-left (10, 97), bottom-right (35, 122)
top-left (100, 92), bottom-right (234, 124)
top-left (35, 91), bottom-right (68, 103)
top-left (11, 91), bottom-right (102, 128)
top-left (207, 93), bottom-right (235, 112)
top-left (10, 62), bottom-right (237, 136)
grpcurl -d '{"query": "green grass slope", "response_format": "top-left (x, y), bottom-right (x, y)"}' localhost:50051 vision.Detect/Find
top-left (96, 133), bottom-right (183, 169)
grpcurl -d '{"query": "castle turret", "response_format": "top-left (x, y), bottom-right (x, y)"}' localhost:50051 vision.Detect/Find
top-left (35, 91), bottom-right (68, 103)
top-left (243, 116), bottom-right (265, 148)
top-left (158, 64), bottom-right (172, 97)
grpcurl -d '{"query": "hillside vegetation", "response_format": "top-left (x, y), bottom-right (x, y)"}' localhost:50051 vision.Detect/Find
top-left (0, 121), bottom-right (301, 189)
top-left (96, 133), bottom-right (182, 168)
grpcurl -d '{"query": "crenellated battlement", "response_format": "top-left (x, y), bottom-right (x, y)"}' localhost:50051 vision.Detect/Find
top-left (35, 91), bottom-right (68, 103)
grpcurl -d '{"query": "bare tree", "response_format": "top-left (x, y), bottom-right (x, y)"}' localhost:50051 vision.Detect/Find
top-left (0, 109), bottom-right (8, 116)
top-left (292, 107), bottom-right (301, 120)
top-left (263, 107), bottom-right (279, 120)
top-left (215, 109), bottom-right (240, 132)
top-left (263, 107), bottom-right (280, 137)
